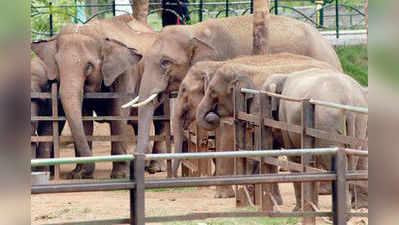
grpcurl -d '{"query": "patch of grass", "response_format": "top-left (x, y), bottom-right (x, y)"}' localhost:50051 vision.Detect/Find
top-left (163, 208), bottom-right (299, 225)
top-left (336, 45), bottom-right (368, 86)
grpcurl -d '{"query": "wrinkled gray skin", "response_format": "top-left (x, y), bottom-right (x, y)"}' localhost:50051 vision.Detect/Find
top-left (31, 56), bottom-right (66, 170)
top-left (135, 14), bottom-right (342, 191)
top-left (31, 14), bottom-right (157, 179)
top-left (193, 54), bottom-right (336, 200)
top-left (262, 69), bottom-right (368, 210)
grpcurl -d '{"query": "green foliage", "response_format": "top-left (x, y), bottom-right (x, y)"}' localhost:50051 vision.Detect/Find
top-left (336, 45), bottom-right (368, 86)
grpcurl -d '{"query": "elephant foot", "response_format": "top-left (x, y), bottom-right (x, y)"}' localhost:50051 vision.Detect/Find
top-left (146, 160), bottom-right (165, 174)
top-left (215, 186), bottom-right (235, 198)
top-left (67, 163), bottom-right (95, 179)
top-left (111, 163), bottom-right (129, 179)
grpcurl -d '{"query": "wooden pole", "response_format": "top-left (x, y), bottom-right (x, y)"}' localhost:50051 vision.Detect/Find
top-left (252, 0), bottom-right (270, 55)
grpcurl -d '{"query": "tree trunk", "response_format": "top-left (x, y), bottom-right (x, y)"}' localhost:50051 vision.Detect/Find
top-left (130, 0), bottom-right (149, 24)
top-left (252, 0), bottom-right (270, 55)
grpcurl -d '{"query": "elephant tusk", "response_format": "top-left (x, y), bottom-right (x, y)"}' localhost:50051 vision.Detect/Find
top-left (121, 96), bottom-right (139, 108)
top-left (131, 93), bottom-right (158, 108)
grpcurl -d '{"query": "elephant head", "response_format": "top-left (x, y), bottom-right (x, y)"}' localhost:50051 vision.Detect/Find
top-left (171, 61), bottom-right (222, 176)
top-left (262, 74), bottom-right (288, 113)
top-left (196, 65), bottom-right (256, 131)
top-left (31, 34), bottom-right (142, 177)
top-left (127, 26), bottom-right (217, 155)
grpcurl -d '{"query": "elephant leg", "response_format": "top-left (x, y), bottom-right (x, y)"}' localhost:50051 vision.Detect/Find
top-left (290, 155), bottom-right (302, 211)
top-left (214, 126), bottom-right (235, 198)
top-left (110, 119), bottom-right (130, 178)
top-left (147, 120), bottom-right (167, 174)
top-left (68, 108), bottom-right (94, 179)
top-left (36, 120), bottom-right (54, 172)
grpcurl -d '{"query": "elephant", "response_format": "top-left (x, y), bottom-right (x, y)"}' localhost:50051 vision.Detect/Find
top-left (261, 68), bottom-right (368, 210)
top-left (31, 56), bottom-right (66, 168)
top-left (31, 14), bottom-right (158, 179)
top-left (176, 53), bottom-right (336, 198)
top-left (128, 14), bottom-right (343, 190)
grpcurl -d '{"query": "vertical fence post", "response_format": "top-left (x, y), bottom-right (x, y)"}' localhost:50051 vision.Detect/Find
top-left (250, 0), bottom-right (254, 14)
top-left (233, 86), bottom-right (248, 207)
top-left (301, 100), bottom-right (318, 225)
top-left (332, 148), bottom-right (348, 225)
top-left (130, 153), bottom-right (145, 225)
top-left (164, 97), bottom-right (172, 178)
top-left (199, 0), bottom-right (203, 22)
top-left (112, 0), bottom-right (116, 16)
top-left (49, 2), bottom-right (54, 37)
top-left (274, 0), bottom-right (278, 15)
top-left (336, 0), bottom-right (339, 38)
top-left (51, 83), bottom-right (60, 180)
top-left (255, 93), bottom-right (274, 210)
top-left (225, 0), bottom-right (229, 17)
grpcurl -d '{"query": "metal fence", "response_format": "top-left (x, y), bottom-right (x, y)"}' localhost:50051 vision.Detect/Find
top-left (31, 0), bottom-right (366, 40)
top-left (31, 84), bottom-right (368, 225)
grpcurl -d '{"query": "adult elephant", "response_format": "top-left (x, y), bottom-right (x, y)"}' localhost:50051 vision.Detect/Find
top-left (191, 53), bottom-right (336, 200)
top-left (31, 14), bottom-right (156, 179)
top-left (260, 69), bottom-right (368, 210)
top-left (31, 56), bottom-right (66, 167)
top-left (128, 14), bottom-right (342, 184)
top-left (173, 53), bottom-right (336, 198)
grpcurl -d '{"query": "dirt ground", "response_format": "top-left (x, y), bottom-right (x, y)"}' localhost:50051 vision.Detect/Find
top-left (31, 123), bottom-right (367, 225)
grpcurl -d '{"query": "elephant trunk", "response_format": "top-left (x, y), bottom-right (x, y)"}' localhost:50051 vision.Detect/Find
top-left (196, 97), bottom-right (220, 131)
top-left (59, 76), bottom-right (91, 157)
top-left (171, 104), bottom-right (186, 177)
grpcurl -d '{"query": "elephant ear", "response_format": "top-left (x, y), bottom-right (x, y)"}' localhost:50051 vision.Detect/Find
top-left (263, 74), bottom-right (288, 112)
top-left (31, 39), bottom-right (58, 81)
top-left (188, 28), bottom-right (218, 65)
top-left (101, 38), bottom-right (143, 87)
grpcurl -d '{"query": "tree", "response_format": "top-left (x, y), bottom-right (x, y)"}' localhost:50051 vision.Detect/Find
top-left (130, 0), bottom-right (149, 24)
top-left (252, 0), bottom-right (270, 55)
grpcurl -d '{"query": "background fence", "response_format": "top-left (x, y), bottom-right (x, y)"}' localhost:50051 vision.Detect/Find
top-left (31, 0), bottom-right (367, 41)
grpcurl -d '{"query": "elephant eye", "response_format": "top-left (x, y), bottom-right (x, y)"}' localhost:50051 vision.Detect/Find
top-left (160, 59), bottom-right (171, 70)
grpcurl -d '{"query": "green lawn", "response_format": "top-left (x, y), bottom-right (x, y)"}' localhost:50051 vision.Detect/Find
top-left (336, 45), bottom-right (368, 86)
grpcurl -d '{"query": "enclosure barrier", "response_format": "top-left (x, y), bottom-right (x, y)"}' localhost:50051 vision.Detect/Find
top-left (31, 148), bottom-right (367, 225)
top-left (233, 86), bottom-right (368, 224)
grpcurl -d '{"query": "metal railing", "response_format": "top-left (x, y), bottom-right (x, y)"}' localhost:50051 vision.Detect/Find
top-left (233, 86), bottom-right (368, 224)
top-left (31, 148), bottom-right (368, 225)
top-left (31, 0), bottom-right (366, 40)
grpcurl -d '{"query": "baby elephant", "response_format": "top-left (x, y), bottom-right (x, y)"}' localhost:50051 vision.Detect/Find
top-left (262, 68), bottom-right (368, 210)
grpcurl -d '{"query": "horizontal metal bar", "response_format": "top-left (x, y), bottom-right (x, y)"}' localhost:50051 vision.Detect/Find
top-left (32, 181), bottom-right (135, 194)
top-left (309, 99), bottom-right (368, 114)
top-left (31, 135), bottom-right (169, 143)
top-left (145, 148), bottom-right (340, 160)
top-left (345, 148), bottom-right (368, 156)
top-left (31, 155), bottom-right (134, 167)
top-left (241, 88), bottom-right (304, 102)
top-left (31, 115), bottom-right (169, 121)
top-left (31, 148), bottom-right (340, 166)
top-left (31, 172), bottom-right (367, 194)
top-left (31, 92), bottom-right (177, 99)
top-left (147, 211), bottom-right (333, 223)
top-left (41, 218), bottom-right (130, 225)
